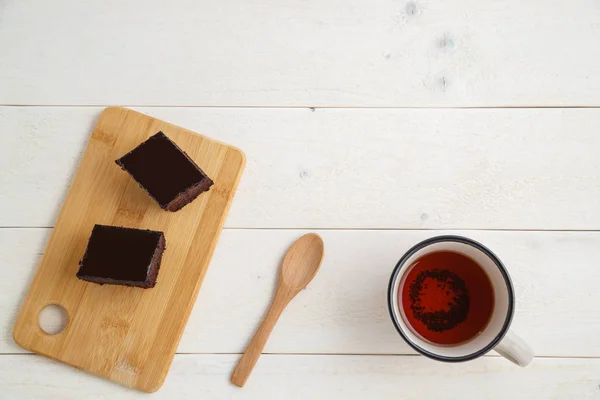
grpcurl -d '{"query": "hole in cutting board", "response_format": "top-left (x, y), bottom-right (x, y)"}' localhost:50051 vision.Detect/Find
top-left (38, 304), bottom-right (69, 335)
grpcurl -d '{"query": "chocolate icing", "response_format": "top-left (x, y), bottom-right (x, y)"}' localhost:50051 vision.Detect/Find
top-left (76, 224), bottom-right (166, 288)
top-left (116, 131), bottom-right (213, 211)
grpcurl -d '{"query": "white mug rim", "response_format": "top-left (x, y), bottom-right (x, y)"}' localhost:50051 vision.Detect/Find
top-left (387, 235), bottom-right (515, 362)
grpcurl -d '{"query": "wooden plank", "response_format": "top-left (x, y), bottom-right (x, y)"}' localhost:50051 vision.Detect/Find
top-left (1, 354), bottom-right (598, 399)
top-left (12, 108), bottom-right (245, 392)
top-left (1, 0), bottom-right (599, 107)
top-left (1, 106), bottom-right (599, 229)
top-left (3, 228), bottom-right (600, 357)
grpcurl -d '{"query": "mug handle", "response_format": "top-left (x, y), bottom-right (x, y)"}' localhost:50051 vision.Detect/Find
top-left (494, 330), bottom-right (534, 367)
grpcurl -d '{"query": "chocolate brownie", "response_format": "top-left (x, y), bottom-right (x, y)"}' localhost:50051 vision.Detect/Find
top-left (115, 131), bottom-right (213, 211)
top-left (76, 224), bottom-right (166, 288)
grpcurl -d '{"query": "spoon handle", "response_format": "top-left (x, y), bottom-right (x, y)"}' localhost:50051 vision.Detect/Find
top-left (231, 291), bottom-right (289, 387)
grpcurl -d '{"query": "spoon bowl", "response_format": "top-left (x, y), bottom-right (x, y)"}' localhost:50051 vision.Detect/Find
top-left (279, 233), bottom-right (324, 292)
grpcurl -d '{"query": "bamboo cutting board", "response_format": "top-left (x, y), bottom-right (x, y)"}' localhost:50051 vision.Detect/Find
top-left (13, 107), bottom-right (245, 392)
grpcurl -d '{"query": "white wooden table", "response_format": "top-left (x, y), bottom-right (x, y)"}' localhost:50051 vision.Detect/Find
top-left (1, 1), bottom-right (599, 398)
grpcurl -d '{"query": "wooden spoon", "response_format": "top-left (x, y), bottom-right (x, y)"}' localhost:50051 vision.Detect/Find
top-left (230, 233), bottom-right (325, 387)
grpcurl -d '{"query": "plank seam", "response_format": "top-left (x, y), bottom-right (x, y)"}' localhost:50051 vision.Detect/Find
top-left (2, 227), bottom-right (599, 233)
top-left (0, 353), bottom-right (597, 360)
top-left (3, 104), bottom-right (600, 110)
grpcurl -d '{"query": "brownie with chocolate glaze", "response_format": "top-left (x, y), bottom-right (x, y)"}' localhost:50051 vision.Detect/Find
top-left (116, 131), bottom-right (213, 211)
top-left (76, 224), bottom-right (166, 288)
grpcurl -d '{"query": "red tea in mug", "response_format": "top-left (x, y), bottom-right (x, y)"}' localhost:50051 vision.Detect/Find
top-left (399, 251), bottom-right (494, 345)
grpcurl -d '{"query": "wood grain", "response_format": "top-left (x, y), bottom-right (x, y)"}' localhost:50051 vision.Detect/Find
top-left (1, 0), bottom-right (599, 107)
top-left (2, 107), bottom-right (599, 229)
top-left (4, 228), bottom-right (600, 357)
top-left (2, 354), bottom-right (599, 399)
top-left (2, 0), bottom-right (599, 396)
top-left (11, 107), bottom-right (245, 392)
